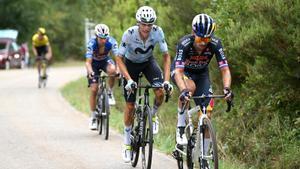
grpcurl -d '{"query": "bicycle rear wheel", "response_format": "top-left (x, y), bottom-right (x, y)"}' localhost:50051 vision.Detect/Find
top-left (141, 106), bottom-right (153, 169)
top-left (198, 117), bottom-right (218, 169)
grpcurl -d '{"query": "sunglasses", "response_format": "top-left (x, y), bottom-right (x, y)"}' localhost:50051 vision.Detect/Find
top-left (98, 34), bottom-right (108, 39)
top-left (194, 36), bottom-right (211, 43)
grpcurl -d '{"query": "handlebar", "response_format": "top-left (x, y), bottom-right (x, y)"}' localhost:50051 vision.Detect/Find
top-left (181, 94), bottom-right (233, 113)
top-left (127, 83), bottom-right (171, 103)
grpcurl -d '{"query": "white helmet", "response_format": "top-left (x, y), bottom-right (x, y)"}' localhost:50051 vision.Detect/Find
top-left (136, 6), bottom-right (157, 24)
top-left (192, 14), bottom-right (216, 38)
top-left (94, 24), bottom-right (109, 38)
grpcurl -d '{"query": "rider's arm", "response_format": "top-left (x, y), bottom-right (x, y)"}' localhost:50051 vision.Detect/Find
top-left (31, 35), bottom-right (38, 56)
top-left (85, 58), bottom-right (93, 74)
top-left (174, 68), bottom-right (187, 91)
top-left (32, 45), bottom-right (37, 57)
top-left (163, 52), bottom-right (171, 81)
top-left (46, 44), bottom-right (52, 60)
top-left (115, 56), bottom-right (131, 81)
top-left (157, 27), bottom-right (171, 82)
top-left (116, 32), bottom-right (132, 81)
top-left (220, 66), bottom-right (231, 89)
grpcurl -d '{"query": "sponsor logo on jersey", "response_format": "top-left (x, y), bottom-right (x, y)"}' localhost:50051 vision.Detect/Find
top-left (134, 45), bottom-right (154, 54)
top-left (181, 38), bottom-right (190, 47)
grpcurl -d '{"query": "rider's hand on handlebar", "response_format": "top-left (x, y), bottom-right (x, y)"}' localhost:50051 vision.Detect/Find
top-left (88, 71), bottom-right (95, 79)
top-left (179, 89), bottom-right (191, 101)
top-left (223, 87), bottom-right (234, 101)
top-left (125, 79), bottom-right (137, 91)
top-left (163, 81), bottom-right (173, 94)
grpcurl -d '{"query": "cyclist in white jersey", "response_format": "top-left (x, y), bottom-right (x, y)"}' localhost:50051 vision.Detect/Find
top-left (115, 6), bottom-right (173, 162)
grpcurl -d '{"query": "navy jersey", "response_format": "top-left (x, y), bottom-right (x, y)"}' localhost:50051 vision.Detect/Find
top-left (172, 34), bottom-right (228, 73)
top-left (85, 36), bottom-right (118, 61)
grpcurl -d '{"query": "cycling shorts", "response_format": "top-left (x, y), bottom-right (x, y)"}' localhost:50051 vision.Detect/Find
top-left (123, 57), bottom-right (163, 102)
top-left (35, 45), bottom-right (48, 58)
top-left (171, 69), bottom-right (213, 108)
top-left (87, 57), bottom-right (115, 87)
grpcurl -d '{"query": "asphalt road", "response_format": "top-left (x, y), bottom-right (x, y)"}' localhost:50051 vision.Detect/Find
top-left (0, 67), bottom-right (178, 169)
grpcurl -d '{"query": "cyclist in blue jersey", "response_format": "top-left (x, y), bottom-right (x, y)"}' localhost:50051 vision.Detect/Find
top-left (85, 24), bottom-right (119, 130)
top-left (115, 6), bottom-right (173, 162)
top-left (171, 14), bottom-right (234, 161)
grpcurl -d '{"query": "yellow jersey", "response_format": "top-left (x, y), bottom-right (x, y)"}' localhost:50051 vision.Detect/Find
top-left (32, 33), bottom-right (49, 47)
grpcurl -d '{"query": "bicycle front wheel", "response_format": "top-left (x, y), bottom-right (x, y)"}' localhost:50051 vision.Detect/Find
top-left (141, 106), bottom-right (153, 169)
top-left (198, 117), bottom-right (218, 169)
top-left (131, 108), bottom-right (142, 167)
top-left (102, 91), bottom-right (110, 140)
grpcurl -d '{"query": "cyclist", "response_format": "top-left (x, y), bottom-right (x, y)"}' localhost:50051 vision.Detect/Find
top-left (171, 14), bottom-right (233, 152)
top-left (85, 24), bottom-right (118, 130)
top-left (115, 6), bottom-right (173, 162)
top-left (32, 27), bottom-right (52, 78)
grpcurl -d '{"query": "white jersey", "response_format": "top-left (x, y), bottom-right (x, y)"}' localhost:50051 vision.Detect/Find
top-left (118, 25), bottom-right (168, 63)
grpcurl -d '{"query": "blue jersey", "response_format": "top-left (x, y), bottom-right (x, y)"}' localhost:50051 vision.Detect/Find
top-left (118, 25), bottom-right (168, 63)
top-left (85, 36), bottom-right (118, 61)
top-left (172, 34), bottom-right (228, 73)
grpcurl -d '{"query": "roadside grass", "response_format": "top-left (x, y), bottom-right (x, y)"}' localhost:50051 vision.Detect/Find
top-left (61, 76), bottom-right (247, 169)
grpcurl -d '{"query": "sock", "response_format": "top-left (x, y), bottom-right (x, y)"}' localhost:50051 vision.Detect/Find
top-left (152, 103), bottom-right (159, 116)
top-left (124, 125), bottom-right (132, 145)
top-left (204, 138), bottom-right (211, 155)
top-left (177, 107), bottom-right (186, 127)
top-left (91, 111), bottom-right (97, 118)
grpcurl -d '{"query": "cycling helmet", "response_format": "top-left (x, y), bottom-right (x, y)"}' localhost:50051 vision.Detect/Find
top-left (38, 27), bottom-right (46, 35)
top-left (94, 24), bottom-right (109, 38)
top-left (136, 6), bottom-right (157, 24)
top-left (192, 14), bottom-right (216, 38)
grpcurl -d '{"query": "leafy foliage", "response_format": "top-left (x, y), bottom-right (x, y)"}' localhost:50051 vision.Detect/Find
top-left (3, 0), bottom-right (299, 168)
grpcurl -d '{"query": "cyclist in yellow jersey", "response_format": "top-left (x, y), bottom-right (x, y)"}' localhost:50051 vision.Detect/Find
top-left (32, 27), bottom-right (52, 78)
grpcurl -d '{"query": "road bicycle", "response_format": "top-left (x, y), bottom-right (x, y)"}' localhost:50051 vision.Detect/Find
top-left (37, 56), bottom-right (48, 88)
top-left (94, 70), bottom-right (117, 140)
top-left (172, 94), bottom-right (233, 169)
top-left (129, 74), bottom-right (170, 169)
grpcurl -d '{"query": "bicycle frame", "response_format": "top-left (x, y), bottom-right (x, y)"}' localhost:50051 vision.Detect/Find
top-left (174, 94), bottom-right (232, 169)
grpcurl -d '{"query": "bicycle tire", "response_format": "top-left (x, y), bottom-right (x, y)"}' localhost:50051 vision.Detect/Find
top-left (174, 145), bottom-right (184, 169)
top-left (186, 127), bottom-right (195, 169)
top-left (141, 106), bottom-right (153, 169)
top-left (97, 89), bottom-right (104, 135)
top-left (198, 117), bottom-right (218, 169)
top-left (103, 91), bottom-right (110, 140)
top-left (131, 108), bottom-right (142, 167)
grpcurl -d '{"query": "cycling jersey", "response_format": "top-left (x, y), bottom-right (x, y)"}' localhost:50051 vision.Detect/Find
top-left (171, 34), bottom-right (229, 108)
top-left (85, 36), bottom-right (118, 61)
top-left (118, 25), bottom-right (168, 63)
top-left (172, 34), bottom-right (228, 73)
top-left (32, 33), bottom-right (49, 47)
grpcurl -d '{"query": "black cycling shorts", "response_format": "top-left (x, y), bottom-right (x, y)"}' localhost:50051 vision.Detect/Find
top-left (123, 57), bottom-right (163, 102)
top-left (171, 69), bottom-right (213, 108)
top-left (87, 57), bottom-right (115, 87)
top-left (35, 45), bottom-right (48, 58)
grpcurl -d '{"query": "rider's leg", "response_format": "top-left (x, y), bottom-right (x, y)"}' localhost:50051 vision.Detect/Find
top-left (143, 57), bottom-right (164, 116)
top-left (106, 61), bottom-right (117, 90)
top-left (177, 78), bottom-right (196, 127)
top-left (89, 83), bottom-right (98, 117)
top-left (193, 74), bottom-right (213, 155)
top-left (124, 102), bottom-right (135, 145)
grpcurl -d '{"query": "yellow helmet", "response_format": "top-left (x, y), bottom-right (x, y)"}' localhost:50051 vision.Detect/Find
top-left (38, 27), bottom-right (46, 35)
